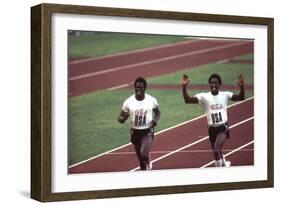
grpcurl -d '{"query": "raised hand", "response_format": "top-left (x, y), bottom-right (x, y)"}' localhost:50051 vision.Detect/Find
top-left (236, 73), bottom-right (244, 87)
top-left (182, 74), bottom-right (190, 86)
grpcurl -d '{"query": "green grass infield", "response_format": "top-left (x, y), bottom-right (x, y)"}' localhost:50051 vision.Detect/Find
top-left (68, 31), bottom-right (188, 59)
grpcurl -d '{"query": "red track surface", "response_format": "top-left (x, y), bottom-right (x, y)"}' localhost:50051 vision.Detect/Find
top-left (68, 39), bottom-right (254, 173)
top-left (69, 39), bottom-right (253, 96)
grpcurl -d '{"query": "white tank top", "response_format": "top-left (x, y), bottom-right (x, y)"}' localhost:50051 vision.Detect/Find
top-left (195, 91), bottom-right (233, 127)
top-left (122, 94), bottom-right (159, 129)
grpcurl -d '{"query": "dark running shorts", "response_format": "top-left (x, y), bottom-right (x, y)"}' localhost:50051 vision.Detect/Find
top-left (208, 123), bottom-right (230, 146)
top-left (130, 128), bottom-right (154, 146)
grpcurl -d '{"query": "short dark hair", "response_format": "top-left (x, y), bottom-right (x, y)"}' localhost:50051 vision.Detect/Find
top-left (134, 77), bottom-right (147, 89)
top-left (208, 73), bottom-right (222, 85)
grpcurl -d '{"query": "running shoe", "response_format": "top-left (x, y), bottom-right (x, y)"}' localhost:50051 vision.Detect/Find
top-left (146, 162), bottom-right (153, 170)
top-left (225, 161), bottom-right (231, 167)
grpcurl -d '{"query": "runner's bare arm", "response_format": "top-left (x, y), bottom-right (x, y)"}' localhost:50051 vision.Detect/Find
top-left (182, 75), bottom-right (199, 104)
top-left (231, 73), bottom-right (245, 101)
top-left (118, 110), bottom-right (129, 124)
top-left (151, 106), bottom-right (161, 128)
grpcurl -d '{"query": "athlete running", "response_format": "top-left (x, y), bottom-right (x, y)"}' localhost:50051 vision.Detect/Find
top-left (118, 77), bottom-right (161, 170)
top-left (181, 73), bottom-right (245, 167)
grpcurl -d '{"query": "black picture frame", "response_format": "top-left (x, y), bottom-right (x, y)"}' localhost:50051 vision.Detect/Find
top-left (31, 3), bottom-right (274, 202)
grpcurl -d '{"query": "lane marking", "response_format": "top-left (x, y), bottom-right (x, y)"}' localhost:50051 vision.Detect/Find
top-left (108, 148), bottom-right (253, 155)
top-left (69, 40), bottom-right (200, 65)
top-left (107, 84), bottom-right (129, 91)
top-left (130, 116), bottom-right (254, 171)
top-left (69, 41), bottom-right (249, 81)
top-left (200, 140), bottom-right (254, 168)
top-left (216, 59), bottom-right (229, 64)
top-left (69, 97), bottom-right (253, 169)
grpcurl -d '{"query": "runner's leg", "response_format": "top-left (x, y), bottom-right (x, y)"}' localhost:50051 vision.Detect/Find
top-left (213, 132), bottom-right (227, 166)
top-left (133, 144), bottom-right (147, 170)
top-left (140, 132), bottom-right (153, 169)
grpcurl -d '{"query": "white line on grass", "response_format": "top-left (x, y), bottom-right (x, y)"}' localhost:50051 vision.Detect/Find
top-left (69, 97), bottom-right (253, 169)
top-left (200, 140), bottom-right (254, 168)
top-left (130, 116), bottom-right (254, 171)
top-left (70, 41), bottom-right (248, 81)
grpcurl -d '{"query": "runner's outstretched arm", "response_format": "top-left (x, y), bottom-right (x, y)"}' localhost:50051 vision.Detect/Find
top-left (231, 74), bottom-right (245, 101)
top-left (182, 75), bottom-right (199, 104)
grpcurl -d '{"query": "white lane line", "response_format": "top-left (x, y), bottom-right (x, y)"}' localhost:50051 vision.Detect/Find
top-left (69, 40), bottom-right (200, 65)
top-left (130, 116), bottom-right (254, 171)
top-left (69, 41), bottom-right (248, 81)
top-left (107, 84), bottom-right (129, 91)
top-left (69, 142), bottom-right (132, 168)
top-left (69, 97), bottom-right (253, 169)
top-left (108, 149), bottom-right (253, 155)
top-left (200, 140), bottom-right (254, 168)
top-left (216, 59), bottom-right (230, 64)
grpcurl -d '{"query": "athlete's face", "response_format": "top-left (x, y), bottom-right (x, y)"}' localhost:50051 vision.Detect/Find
top-left (209, 77), bottom-right (220, 95)
top-left (134, 82), bottom-right (146, 100)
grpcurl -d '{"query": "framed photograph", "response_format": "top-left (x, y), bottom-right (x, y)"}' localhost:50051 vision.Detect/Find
top-left (31, 3), bottom-right (274, 202)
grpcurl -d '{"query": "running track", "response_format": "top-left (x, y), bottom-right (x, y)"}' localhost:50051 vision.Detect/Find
top-left (69, 39), bottom-right (253, 96)
top-left (69, 98), bottom-right (254, 173)
top-left (68, 39), bottom-right (254, 173)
